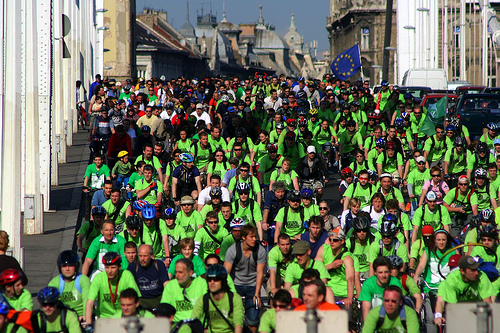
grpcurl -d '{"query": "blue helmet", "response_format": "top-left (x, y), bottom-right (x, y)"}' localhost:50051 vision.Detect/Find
top-left (132, 200), bottom-right (148, 211)
top-left (142, 204), bottom-right (157, 219)
top-left (180, 153), bottom-right (194, 163)
top-left (163, 207), bottom-right (177, 219)
top-left (37, 286), bottom-right (60, 304)
top-left (380, 214), bottom-right (398, 237)
top-left (375, 138), bottom-right (386, 148)
top-left (91, 206), bottom-right (107, 216)
top-left (206, 264), bottom-right (228, 280)
top-left (394, 117), bottom-right (405, 128)
top-left (445, 125), bottom-right (456, 132)
top-left (301, 187), bottom-right (314, 198)
top-left (210, 187), bottom-right (222, 198)
top-left (0, 297), bottom-right (10, 315)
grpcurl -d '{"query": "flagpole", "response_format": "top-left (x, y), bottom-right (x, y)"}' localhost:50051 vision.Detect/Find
top-left (357, 44), bottom-right (363, 82)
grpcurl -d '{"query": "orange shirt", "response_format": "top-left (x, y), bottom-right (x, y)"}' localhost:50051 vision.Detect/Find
top-left (294, 302), bottom-right (340, 311)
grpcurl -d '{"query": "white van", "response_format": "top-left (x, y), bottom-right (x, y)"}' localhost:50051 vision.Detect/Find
top-left (401, 68), bottom-right (447, 90)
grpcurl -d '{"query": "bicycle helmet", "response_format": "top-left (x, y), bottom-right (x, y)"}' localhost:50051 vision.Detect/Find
top-left (275, 122), bottom-right (285, 130)
top-left (301, 188), bottom-right (314, 198)
top-left (257, 92), bottom-right (266, 100)
top-left (267, 143), bottom-right (278, 151)
top-left (394, 117), bottom-right (405, 128)
top-left (102, 251), bottom-right (122, 266)
top-left (165, 101), bottom-right (174, 109)
top-left (0, 269), bottom-right (22, 286)
top-left (37, 287), bottom-right (60, 304)
top-left (375, 138), bottom-right (386, 148)
top-left (57, 250), bottom-right (81, 274)
top-left (142, 204), bottom-right (157, 219)
top-left (401, 112), bottom-right (410, 120)
top-left (450, 116), bottom-right (461, 128)
top-left (368, 112), bottom-right (381, 120)
top-left (210, 187), bottom-right (222, 198)
top-left (475, 168), bottom-right (487, 179)
top-left (426, 191), bottom-right (437, 201)
top-left (445, 125), bottom-right (456, 132)
top-left (132, 200), bottom-right (148, 211)
top-left (174, 107), bottom-right (184, 114)
top-left (235, 128), bottom-right (246, 137)
top-left (476, 142), bottom-right (489, 153)
top-left (125, 215), bottom-right (142, 229)
top-left (387, 255), bottom-right (404, 268)
top-left (286, 118), bottom-right (297, 127)
top-left (141, 125), bottom-right (151, 133)
top-left (341, 167), bottom-right (354, 177)
top-left (453, 136), bottom-right (466, 148)
top-left (287, 190), bottom-right (301, 201)
top-left (221, 95), bottom-right (229, 102)
top-left (180, 153), bottom-right (194, 163)
top-left (350, 101), bottom-right (361, 108)
top-left (379, 214), bottom-right (398, 237)
top-left (0, 298), bottom-right (9, 315)
top-left (309, 108), bottom-right (318, 116)
top-left (235, 182), bottom-right (250, 194)
top-left (188, 115), bottom-right (197, 125)
top-left (352, 215), bottom-right (371, 230)
top-left (486, 122), bottom-right (498, 131)
top-left (297, 90), bottom-right (307, 99)
top-left (480, 209), bottom-right (495, 223)
top-left (206, 264), bottom-right (228, 280)
top-left (124, 85), bottom-right (132, 91)
top-left (91, 206), bottom-right (107, 216)
top-left (117, 151), bottom-right (129, 158)
top-left (479, 224), bottom-right (499, 239)
top-left (297, 108), bottom-right (307, 117)
top-left (163, 207), bottom-right (177, 220)
top-left (346, 120), bottom-right (356, 127)
top-left (229, 218), bottom-right (246, 229)
top-left (298, 117), bottom-right (308, 127)
top-left (386, 141), bottom-right (396, 149)
top-left (282, 98), bottom-right (289, 105)
top-left (367, 169), bottom-right (378, 180)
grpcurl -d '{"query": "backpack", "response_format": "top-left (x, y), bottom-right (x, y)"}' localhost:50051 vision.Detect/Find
top-left (428, 135), bottom-right (448, 156)
top-left (453, 187), bottom-right (475, 211)
top-left (139, 219), bottom-right (161, 244)
top-left (376, 304), bottom-right (407, 331)
top-left (108, 200), bottom-right (127, 222)
top-left (191, 142), bottom-right (213, 162)
top-left (210, 160), bottom-right (228, 173)
top-left (58, 274), bottom-right (83, 295)
top-left (430, 179), bottom-right (447, 200)
top-left (231, 241), bottom-right (260, 278)
top-left (351, 182), bottom-right (374, 200)
top-left (378, 239), bottom-right (401, 257)
top-left (202, 292), bottom-right (234, 330)
top-left (234, 199), bottom-right (256, 224)
top-left (283, 206), bottom-right (305, 230)
top-left (401, 273), bottom-right (409, 293)
top-left (264, 155), bottom-right (282, 175)
top-left (348, 233), bottom-right (375, 253)
top-left (352, 160), bottom-right (369, 174)
top-left (31, 304), bottom-right (83, 333)
top-left (171, 318), bottom-right (204, 333)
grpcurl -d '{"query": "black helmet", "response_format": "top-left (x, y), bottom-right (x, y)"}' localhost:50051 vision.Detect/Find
top-left (387, 255), bottom-right (404, 268)
top-left (479, 224), bottom-right (499, 239)
top-left (206, 264), bottom-right (228, 280)
top-left (379, 214), bottom-right (398, 237)
top-left (477, 142), bottom-right (489, 153)
top-left (287, 190), bottom-right (301, 201)
top-left (480, 209), bottom-right (495, 224)
top-left (57, 250), bottom-right (80, 274)
top-left (453, 136), bottom-right (466, 148)
top-left (352, 215), bottom-right (371, 230)
top-left (125, 215), bottom-right (142, 229)
top-left (102, 252), bottom-right (122, 266)
top-left (235, 128), bottom-right (246, 137)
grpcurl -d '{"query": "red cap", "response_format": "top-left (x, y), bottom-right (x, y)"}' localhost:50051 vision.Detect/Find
top-left (422, 225), bottom-right (434, 236)
top-left (448, 254), bottom-right (462, 268)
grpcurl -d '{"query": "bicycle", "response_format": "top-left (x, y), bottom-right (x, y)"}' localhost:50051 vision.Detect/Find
top-left (77, 102), bottom-right (89, 131)
top-left (419, 279), bottom-right (442, 333)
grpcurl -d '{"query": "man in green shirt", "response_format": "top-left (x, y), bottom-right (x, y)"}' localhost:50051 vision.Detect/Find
top-left (175, 196), bottom-right (203, 238)
top-left (232, 183), bottom-right (263, 238)
top-left (434, 255), bottom-right (496, 327)
top-left (359, 256), bottom-right (403, 321)
top-left (116, 288), bottom-right (154, 318)
top-left (135, 143), bottom-right (164, 183)
top-left (258, 289), bottom-right (292, 333)
top-left (85, 252), bottom-right (141, 323)
top-left (77, 205), bottom-right (106, 255)
top-left (190, 132), bottom-right (214, 174)
top-left (443, 175), bottom-right (479, 237)
top-left (377, 173), bottom-right (406, 211)
top-left (387, 256), bottom-right (423, 313)
top-left (474, 168), bottom-right (497, 210)
top-left (194, 211), bottom-right (229, 260)
top-left (227, 162), bottom-right (262, 206)
top-left (0, 269), bottom-right (32, 311)
top-left (102, 188), bottom-right (131, 232)
top-left (284, 240), bottom-right (330, 289)
top-left (342, 169), bottom-right (376, 210)
top-left (268, 233), bottom-right (293, 295)
top-left (35, 287), bottom-right (82, 333)
top-left (191, 265), bottom-right (244, 333)
top-left (407, 155), bottom-right (431, 216)
top-left (141, 204), bottom-right (165, 261)
top-left (161, 258), bottom-right (207, 323)
top-left (277, 131), bottom-right (306, 170)
top-left (376, 141), bottom-right (403, 182)
top-left (362, 285), bottom-right (420, 333)
top-left (423, 124), bottom-right (452, 167)
top-left (411, 191), bottom-right (452, 245)
top-left (258, 143), bottom-right (283, 187)
top-left (274, 190), bottom-right (311, 242)
top-left (135, 165), bottom-right (163, 205)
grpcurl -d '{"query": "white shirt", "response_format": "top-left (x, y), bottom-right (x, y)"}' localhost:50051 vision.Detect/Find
top-left (194, 111), bottom-right (212, 126)
top-left (198, 186), bottom-right (230, 206)
top-left (264, 96), bottom-right (282, 110)
top-left (362, 206), bottom-right (386, 229)
top-left (160, 110), bottom-right (174, 121)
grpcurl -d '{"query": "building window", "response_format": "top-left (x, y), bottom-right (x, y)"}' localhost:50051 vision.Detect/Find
top-left (361, 28), bottom-right (369, 50)
top-left (453, 26), bottom-right (460, 48)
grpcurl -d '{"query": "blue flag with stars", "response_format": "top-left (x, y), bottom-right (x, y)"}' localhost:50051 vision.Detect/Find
top-left (330, 44), bottom-right (362, 81)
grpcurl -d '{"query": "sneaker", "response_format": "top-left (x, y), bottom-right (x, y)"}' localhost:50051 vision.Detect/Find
top-left (333, 161), bottom-right (338, 167)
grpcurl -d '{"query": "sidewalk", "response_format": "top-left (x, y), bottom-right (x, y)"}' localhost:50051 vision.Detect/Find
top-left (21, 130), bottom-right (89, 303)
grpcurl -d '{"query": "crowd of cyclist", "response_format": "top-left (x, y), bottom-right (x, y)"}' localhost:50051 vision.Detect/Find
top-left (1, 74), bottom-right (500, 333)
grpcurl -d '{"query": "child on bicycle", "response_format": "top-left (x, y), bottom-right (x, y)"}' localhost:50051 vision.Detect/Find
top-left (127, 161), bottom-right (146, 200)
top-left (112, 151), bottom-right (132, 190)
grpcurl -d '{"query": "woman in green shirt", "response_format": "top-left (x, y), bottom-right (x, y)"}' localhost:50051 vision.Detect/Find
top-left (254, 131), bottom-right (270, 164)
top-left (206, 149), bottom-right (230, 184)
top-left (269, 158), bottom-right (299, 191)
top-left (174, 129), bottom-right (192, 153)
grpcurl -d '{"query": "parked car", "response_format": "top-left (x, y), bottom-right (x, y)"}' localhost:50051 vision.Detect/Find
top-left (456, 93), bottom-right (500, 138)
top-left (481, 87), bottom-right (500, 95)
top-left (398, 86), bottom-right (433, 99)
top-left (421, 93), bottom-right (459, 113)
top-left (454, 85), bottom-right (486, 96)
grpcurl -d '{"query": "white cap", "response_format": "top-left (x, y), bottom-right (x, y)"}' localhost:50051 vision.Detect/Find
top-left (416, 156), bottom-right (426, 163)
top-left (326, 86), bottom-right (334, 91)
top-left (307, 146), bottom-right (316, 154)
top-left (380, 173), bottom-right (393, 179)
top-left (426, 191), bottom-right (437, 201)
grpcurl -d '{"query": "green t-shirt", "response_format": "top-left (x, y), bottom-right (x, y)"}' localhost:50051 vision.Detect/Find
top-left (254, 142), bottom-right (269, 163)
top-left (84, 164), bottom-right (111, 189)
top-left (134, 156), bottom-right (162, 174)
top-left (194, 226), bottom-right (229, 260)
top-left (422, 248), bottom-right (454, 292)
top-left (48, 274), bottom-right (91, 317)
top-left (160, 277), bottom-right (207, 323)
top-left (86, 235), bottom-right (128, 271)
top-left (358, 275), bottom-right (402, 308)
top-left (102, 199), bottom-right (130, 225)
top-left (362, 305), bottom-right (420, 333)
top-left (439, 269), bottom-right (495, 303)
top-left (312, 126), bottom-right (336, 145)
top-left (475, 183), bottom-right (497, 210)
top-left (407, 169), bottom-right (431, 201)
top-left (345, 237), bottom-right (372, 273)
top-left (175, 210), bottom-right (203, 238)
top-left (284, 259), bottom-right (330, 286)
top-left (127, 172), bottom-right (145, 190)
top-left (277, 141), bottom-right (306, 169)
top-left (303, 204), bottom-right (320, 218)
top-left (443, 187), bottom-right (478, 213)
top-left (343, 183), bottom-right (376, 209)
top-left (159, 223), bottom-right (187, 257)
top-left (87, 270), bottom-right (141, 318)
top-left (135, 178), bottom-right (163, 204)
top-left (368, 239), bottom-right (409, 263)
top-left (377, 186), bottom-right (405, 203)
top-left (339, 131), bottom-right (363, 154)
top-left (423, 135), bottom-right (452, 161)
top-left (208, 136), bottom-right (228, 151)
top-left (118, 227), bottom-right (153, 248)
top-left (320, 245), bottom-right (359, 297)
top-left (168, 254), bottom-right (207, 278)
top-left (412, 205), bottom-right (452, 232)
top-left (227, 175), bottom-right (261, 202)
top-left (258, 155), bottom-right (283, 185)
top-left (206, 161), bottom-right (229, 181)
top-left (177, 139), bottom-right (192, 153)
top-left (270, 169), bottom-right (298, 190)
top-left (444, 147), bottom-right (468, 174)
top-left (191, 291), bottom-right (245, 333)
top-left (5, 289), bottom-right (33, 310)
top-left (466, 153), bottom-right (495, 171)
top-left (34, 307), bottom-right (82, 333)
top-left (258, 308), bottom-right (276, 333)
top-left (77, 220), bottom-right (102, 249)
top-left (190, 142), bottom-right (214, 169)
top-left (470, 244), bottom-right (500, 271)
top-left (268, 246), bottom-right (293, 280)
top-left (219, 235), bottom-right (236, 261)
top-left (376, 152), bottom-right (403, 174)
top-left (367, 148), bottom-right (381, 169)
top-left (227, 137), bottom-right (255, 155)
top-left (275, 207), bottom-right (311, 238)
top-left (232, 199), bottom-right (263, 226)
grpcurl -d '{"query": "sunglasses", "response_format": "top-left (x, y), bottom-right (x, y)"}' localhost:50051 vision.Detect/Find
top-left (383, 298), bottom-right (399, 304)
top-left (239, 169), bottom-right (249, 172)
top-left (234, 149), bottom-right (242, 152)
top-left (329, 238), bottom-right (341, 243)
top-left (207, 277), bottom-right (223, 282)
top-left (207, 221), bottom-right (218, 225)
top-left (436, 131), bottom-right (444, 134)
top-left (431, 174), bottom-right (440, 177)
top-left (319, 207), bottom-right (328, 210)
top-left (41, 302), bottom-right (58, 307)
top-left (181, 203), bottom-right (193, 206)
top-left (275, 303), bottom-right (288, 309)
top-left (289, 199), bottom-right (301, 203)
top-left (458, 183), bottom-right (468, 186)
top-left (238, 191), bottom-right (250, 195)
top-left (417, 162), bottom-right (425, 165)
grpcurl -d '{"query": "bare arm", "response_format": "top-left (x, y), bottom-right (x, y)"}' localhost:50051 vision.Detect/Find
top-left (274, 221), bottom-right (283, 244)
top-left (82, 258), bottom-right (93, 276)
top-left (413, 250), bottom-right (427, 283)
top-left (362, 301), bottom-right (372, 321)
top-left (85, 299), bottom-right (95, 325)
top-left (411, 225), bottom-right (420, 247)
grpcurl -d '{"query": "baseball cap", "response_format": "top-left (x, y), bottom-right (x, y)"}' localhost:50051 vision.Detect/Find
top-left (458, 255), bottom-right (480, 270)
top-left (328, 228), bottom-right (346, 240)
top-left (291, 241), bottom-right (310, 255)
top-left (116, 82), bottom-right (122, 87)
top-left (416, 156), bottom-right (426, 163)
top-left (307, 146), bottom-right (316, 154)
top-left (180, 196), bottom-right (195, 205)
top-left (458, 175), bottom-right (469, 184)
top-left (196, 103), bottom-right (203, 109)
top-left (494, 138), bottom-right (500, 145)
top-left (448, 254), bottom-right (462, 269)
top-left (380, 173), bottom-right (393, 180)
top-left (153, 303), bottom-right (176, 317)
top-left (422, 225), bottom-right (435, 236)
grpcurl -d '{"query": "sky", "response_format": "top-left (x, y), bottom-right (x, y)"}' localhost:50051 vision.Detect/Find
top-left (136, 0), bottom-right (331, 57)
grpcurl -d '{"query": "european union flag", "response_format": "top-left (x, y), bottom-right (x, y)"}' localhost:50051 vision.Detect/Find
top-left (330, 44), bottom-right (362, 81)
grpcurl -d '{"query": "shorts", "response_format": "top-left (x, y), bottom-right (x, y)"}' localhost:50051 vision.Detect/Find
top-left (235, 285), bottom-right (260, 326)
top-left (177, 183), bottom-right (197, 197)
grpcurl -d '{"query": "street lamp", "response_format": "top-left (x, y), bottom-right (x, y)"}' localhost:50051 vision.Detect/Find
top-left (371, 65), bottom-right (382, 84)
top-left (417, 7), bottom-right (431, 67)
top-left (385, 47), bottom-right (397, 83)
top-left (404, 26), bottom-right (416, 68)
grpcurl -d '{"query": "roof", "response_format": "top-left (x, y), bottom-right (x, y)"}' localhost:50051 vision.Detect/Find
top-left (255, 29), bottom-right (289, 49)
top-left (180, 20), bottom-right (196, 38)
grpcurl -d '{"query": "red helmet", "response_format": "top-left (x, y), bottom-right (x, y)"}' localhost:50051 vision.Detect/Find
top-left (368, 112), bottom-right (381, 120)
top-left (286, 118), bottom-right (296, 127)
top-left (285, 131), bottom-right (296, 139)
top-left (0, 269), bottom-right (22, 286)
top-left (386, 141), bottom-right (396, 149)
top-left (341, 167), bottom-right (354, 177)
top-left (267, 143), bottom-right (278, 151)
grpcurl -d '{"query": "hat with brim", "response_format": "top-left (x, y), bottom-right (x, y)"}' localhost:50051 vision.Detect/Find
top-left (458, 255), bottom-right (480, 270)
top-left (291, 241), bottom-right (310, 255)
top-left (180, 196), bottom-right (195, 205)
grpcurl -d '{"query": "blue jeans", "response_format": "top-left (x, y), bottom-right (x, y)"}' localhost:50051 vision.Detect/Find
top-left (235, 285), bottom-right (259, 327)
top-left (116, 176), bottom-right (129, 188)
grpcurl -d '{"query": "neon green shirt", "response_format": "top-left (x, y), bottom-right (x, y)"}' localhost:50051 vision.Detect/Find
top-left (191, 291), bottom-right (245, 333)
top-left (175, 210), bottom-right (203, 238)
top-left (5, 289), bottom-right (33, 310)
top-left (194, 226), bottom-right (229, 260)
top-left (48, 274), bottom-right (91, 317)
top-left (160, 277), bottom-right (207, 323)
